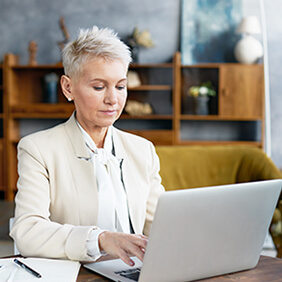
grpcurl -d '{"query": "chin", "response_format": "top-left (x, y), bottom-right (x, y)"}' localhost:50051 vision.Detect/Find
top-left (94, 114), bottom-right (121, 128)
top-left (98, 119), bottom-right (117, 128)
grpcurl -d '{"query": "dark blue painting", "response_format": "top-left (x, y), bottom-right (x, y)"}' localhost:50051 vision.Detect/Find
top-left (181, 0), bottom-right (242, 65)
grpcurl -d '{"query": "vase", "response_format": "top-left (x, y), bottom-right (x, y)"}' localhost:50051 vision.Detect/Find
top-left (194, 96), bottom-right (209, 115)
top-left (43, 72), bottom-right (59, 103)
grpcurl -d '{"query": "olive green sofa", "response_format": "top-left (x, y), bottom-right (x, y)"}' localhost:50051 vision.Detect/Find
top-left (156, 145), bottom-right (282, 193)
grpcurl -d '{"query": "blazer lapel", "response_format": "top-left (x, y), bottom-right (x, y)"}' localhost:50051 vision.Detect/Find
top-left (63, 113), bottom-right (99, 225)
top-left (64, 112), bottom-right (91, 159)
top-left (112, 127), bottom-right (144, 234)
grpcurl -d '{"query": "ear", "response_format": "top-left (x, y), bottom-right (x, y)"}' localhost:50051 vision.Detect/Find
top-left (61, 75), bottom-right (73, 101)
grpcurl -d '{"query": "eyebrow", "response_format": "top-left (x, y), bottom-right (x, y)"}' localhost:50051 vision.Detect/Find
top-left (89, 78), bottom-right (127, 83)
top-left (89, 79), bottom-right (128, 86)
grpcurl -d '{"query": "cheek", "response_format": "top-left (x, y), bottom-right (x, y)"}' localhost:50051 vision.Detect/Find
top-left (79, 88), bottom-right (100, 104)
top-left (75, 92), bottom-right (101, 112)
top-left (119, 93), bottom-right (127, 106)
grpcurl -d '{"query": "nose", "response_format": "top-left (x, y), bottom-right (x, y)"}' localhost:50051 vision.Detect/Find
top-left (104, 87), bottom-right (118, 105)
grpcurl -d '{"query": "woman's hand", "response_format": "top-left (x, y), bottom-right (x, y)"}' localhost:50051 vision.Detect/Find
top-left (98, 231), bottom-right (148, 266)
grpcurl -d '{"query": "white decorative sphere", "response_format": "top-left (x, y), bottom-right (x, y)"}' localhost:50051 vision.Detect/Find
top-left (234, 36), bottom-right (263, 64)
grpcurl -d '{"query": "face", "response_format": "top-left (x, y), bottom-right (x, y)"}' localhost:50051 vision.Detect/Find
top-left (61, 58), bottom-right (128, 134)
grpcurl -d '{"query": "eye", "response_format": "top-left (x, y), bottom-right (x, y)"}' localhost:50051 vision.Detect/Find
top-left (93, 86), bottom-right (104, 91)
top-left (116, 85), bottom-right (126, 91)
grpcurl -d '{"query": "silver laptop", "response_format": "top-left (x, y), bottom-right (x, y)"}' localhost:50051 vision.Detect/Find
top-left (84, 179), bottom-right (282, 282)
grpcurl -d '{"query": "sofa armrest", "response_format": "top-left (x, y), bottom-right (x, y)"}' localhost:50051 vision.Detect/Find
top-left (236, 147), bottom-right (282, 182)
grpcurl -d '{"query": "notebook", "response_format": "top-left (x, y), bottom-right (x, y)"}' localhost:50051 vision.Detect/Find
top-left (0, 257), bottom-right (80, 282)
top-left (84, 179), bottom-right (282, 282)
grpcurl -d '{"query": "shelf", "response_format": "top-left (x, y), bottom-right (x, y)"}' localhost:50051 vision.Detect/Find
top-left (121, 114), bottom-right (173, 120)
top-left (11, 63), bottom-right (63, 70)
top-left (181, 63), bottom-right (263, 68)
top-left (178, 140), bottom-right (262, 147)
top-left (182, 63), bottom-right (221, 68)
top-left (180, 115), bottom-right (262, 121)
top-left (128, 85), bottom-right (172, 91)
top-left (130, 63), bottom-right (173, 68)
top-left (10, 105), bottom-right (173, 120)
top-left (11, 103), bottom-right (74, 118)
top-left (126, 129), bottom-right (173, 145)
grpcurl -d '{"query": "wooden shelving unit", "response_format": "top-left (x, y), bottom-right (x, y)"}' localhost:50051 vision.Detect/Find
top-left (0, 63), bottom-right (5, 196)
top-left (1, 52), bottom-right (265, 200)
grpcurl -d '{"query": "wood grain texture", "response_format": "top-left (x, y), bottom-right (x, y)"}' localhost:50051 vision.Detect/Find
top-left (77, 256), bottom-right (282, 282)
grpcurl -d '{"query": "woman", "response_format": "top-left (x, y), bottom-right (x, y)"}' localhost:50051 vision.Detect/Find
top-left (10, 26), bottom-right (164, 266)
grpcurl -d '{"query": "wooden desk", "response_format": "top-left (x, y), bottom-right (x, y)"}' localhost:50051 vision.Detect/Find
top-left (77, 256), bottom-right (282, 281)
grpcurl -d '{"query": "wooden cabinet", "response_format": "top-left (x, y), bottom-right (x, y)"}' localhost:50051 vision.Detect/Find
top-left (0, 63), bottom-right (4, 197)
top-left (2, 52), bottom-right (265, 200)
top-left (219, 64), bottom-right (264, 118)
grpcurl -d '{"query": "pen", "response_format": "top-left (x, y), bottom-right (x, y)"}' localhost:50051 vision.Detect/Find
top-left (13, 258), bottom-right (42, 278)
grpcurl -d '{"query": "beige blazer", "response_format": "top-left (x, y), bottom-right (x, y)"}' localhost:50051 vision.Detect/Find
top-left (10, 113), bottom-right (164, 262)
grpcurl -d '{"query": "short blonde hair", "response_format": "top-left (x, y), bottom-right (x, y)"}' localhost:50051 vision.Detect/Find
top-left (62, 26), bottom-right (132, 78)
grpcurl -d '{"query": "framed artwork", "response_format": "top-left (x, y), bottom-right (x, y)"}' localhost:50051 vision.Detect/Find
top-left (181, 0), bottom-right (242, 65)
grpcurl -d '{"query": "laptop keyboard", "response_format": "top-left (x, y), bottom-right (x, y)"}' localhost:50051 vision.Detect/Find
top-left (115, 267), bottom-right (141, 281)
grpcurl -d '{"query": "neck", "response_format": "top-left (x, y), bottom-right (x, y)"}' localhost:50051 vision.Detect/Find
top-left (75, 112), bottom-right (109, 148)
top-left (88, 127), bottom-right (108, 149)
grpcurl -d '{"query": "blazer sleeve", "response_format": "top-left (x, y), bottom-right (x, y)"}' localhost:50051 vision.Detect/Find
top-left (10, 137), bottom-right (96, 262)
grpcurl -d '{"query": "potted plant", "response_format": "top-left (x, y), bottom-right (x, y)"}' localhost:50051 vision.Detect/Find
top-left (187, 81), bottom-right (216, 115)
top-left (128, 27), bottom-right (155, 63)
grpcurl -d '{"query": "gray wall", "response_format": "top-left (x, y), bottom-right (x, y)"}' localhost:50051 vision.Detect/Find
top-left (0, 0), bottom-right (180, 64)
top-left (1, 0), bottom-right (282, 168)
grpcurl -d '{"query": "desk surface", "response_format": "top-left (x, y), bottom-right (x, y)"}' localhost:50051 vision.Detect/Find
top-left (77, 255), bottom-right (282, 281)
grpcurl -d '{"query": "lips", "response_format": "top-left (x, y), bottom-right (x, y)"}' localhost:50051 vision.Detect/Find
top-left (101, 109), bottom-right (117, 115)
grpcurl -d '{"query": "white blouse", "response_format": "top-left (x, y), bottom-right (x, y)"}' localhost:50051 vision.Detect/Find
top-left (76, 120), bottom-right (130, 259)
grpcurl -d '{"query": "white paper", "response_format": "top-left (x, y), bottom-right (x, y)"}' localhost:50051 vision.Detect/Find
top-left (0, 257), bottom-right (80, 282)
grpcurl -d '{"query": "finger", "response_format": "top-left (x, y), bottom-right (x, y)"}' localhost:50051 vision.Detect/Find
top-left (137, 239), bottom-right (148, 253)
top-left (118, 249), bottom-right (135, 266)
top-left (129, 237), bottom-right (148, 258)
top-left (122, 238), bottom-right (147, 262)
top-left (140, 247), bottom-right (146, 253)
top-left (131, 235), bottom-right (148, 250)
top-left (136, 234), bottom-right (148, 240)
top-left (127, 244), bottom-right (145, 262)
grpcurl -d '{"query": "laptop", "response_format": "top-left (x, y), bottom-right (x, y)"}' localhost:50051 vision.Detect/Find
top-left (84, 179), bottom-right (282, 282)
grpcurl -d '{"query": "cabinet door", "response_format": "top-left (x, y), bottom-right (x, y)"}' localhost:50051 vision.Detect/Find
top-left (219, 65), bottom-right (264, 118)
